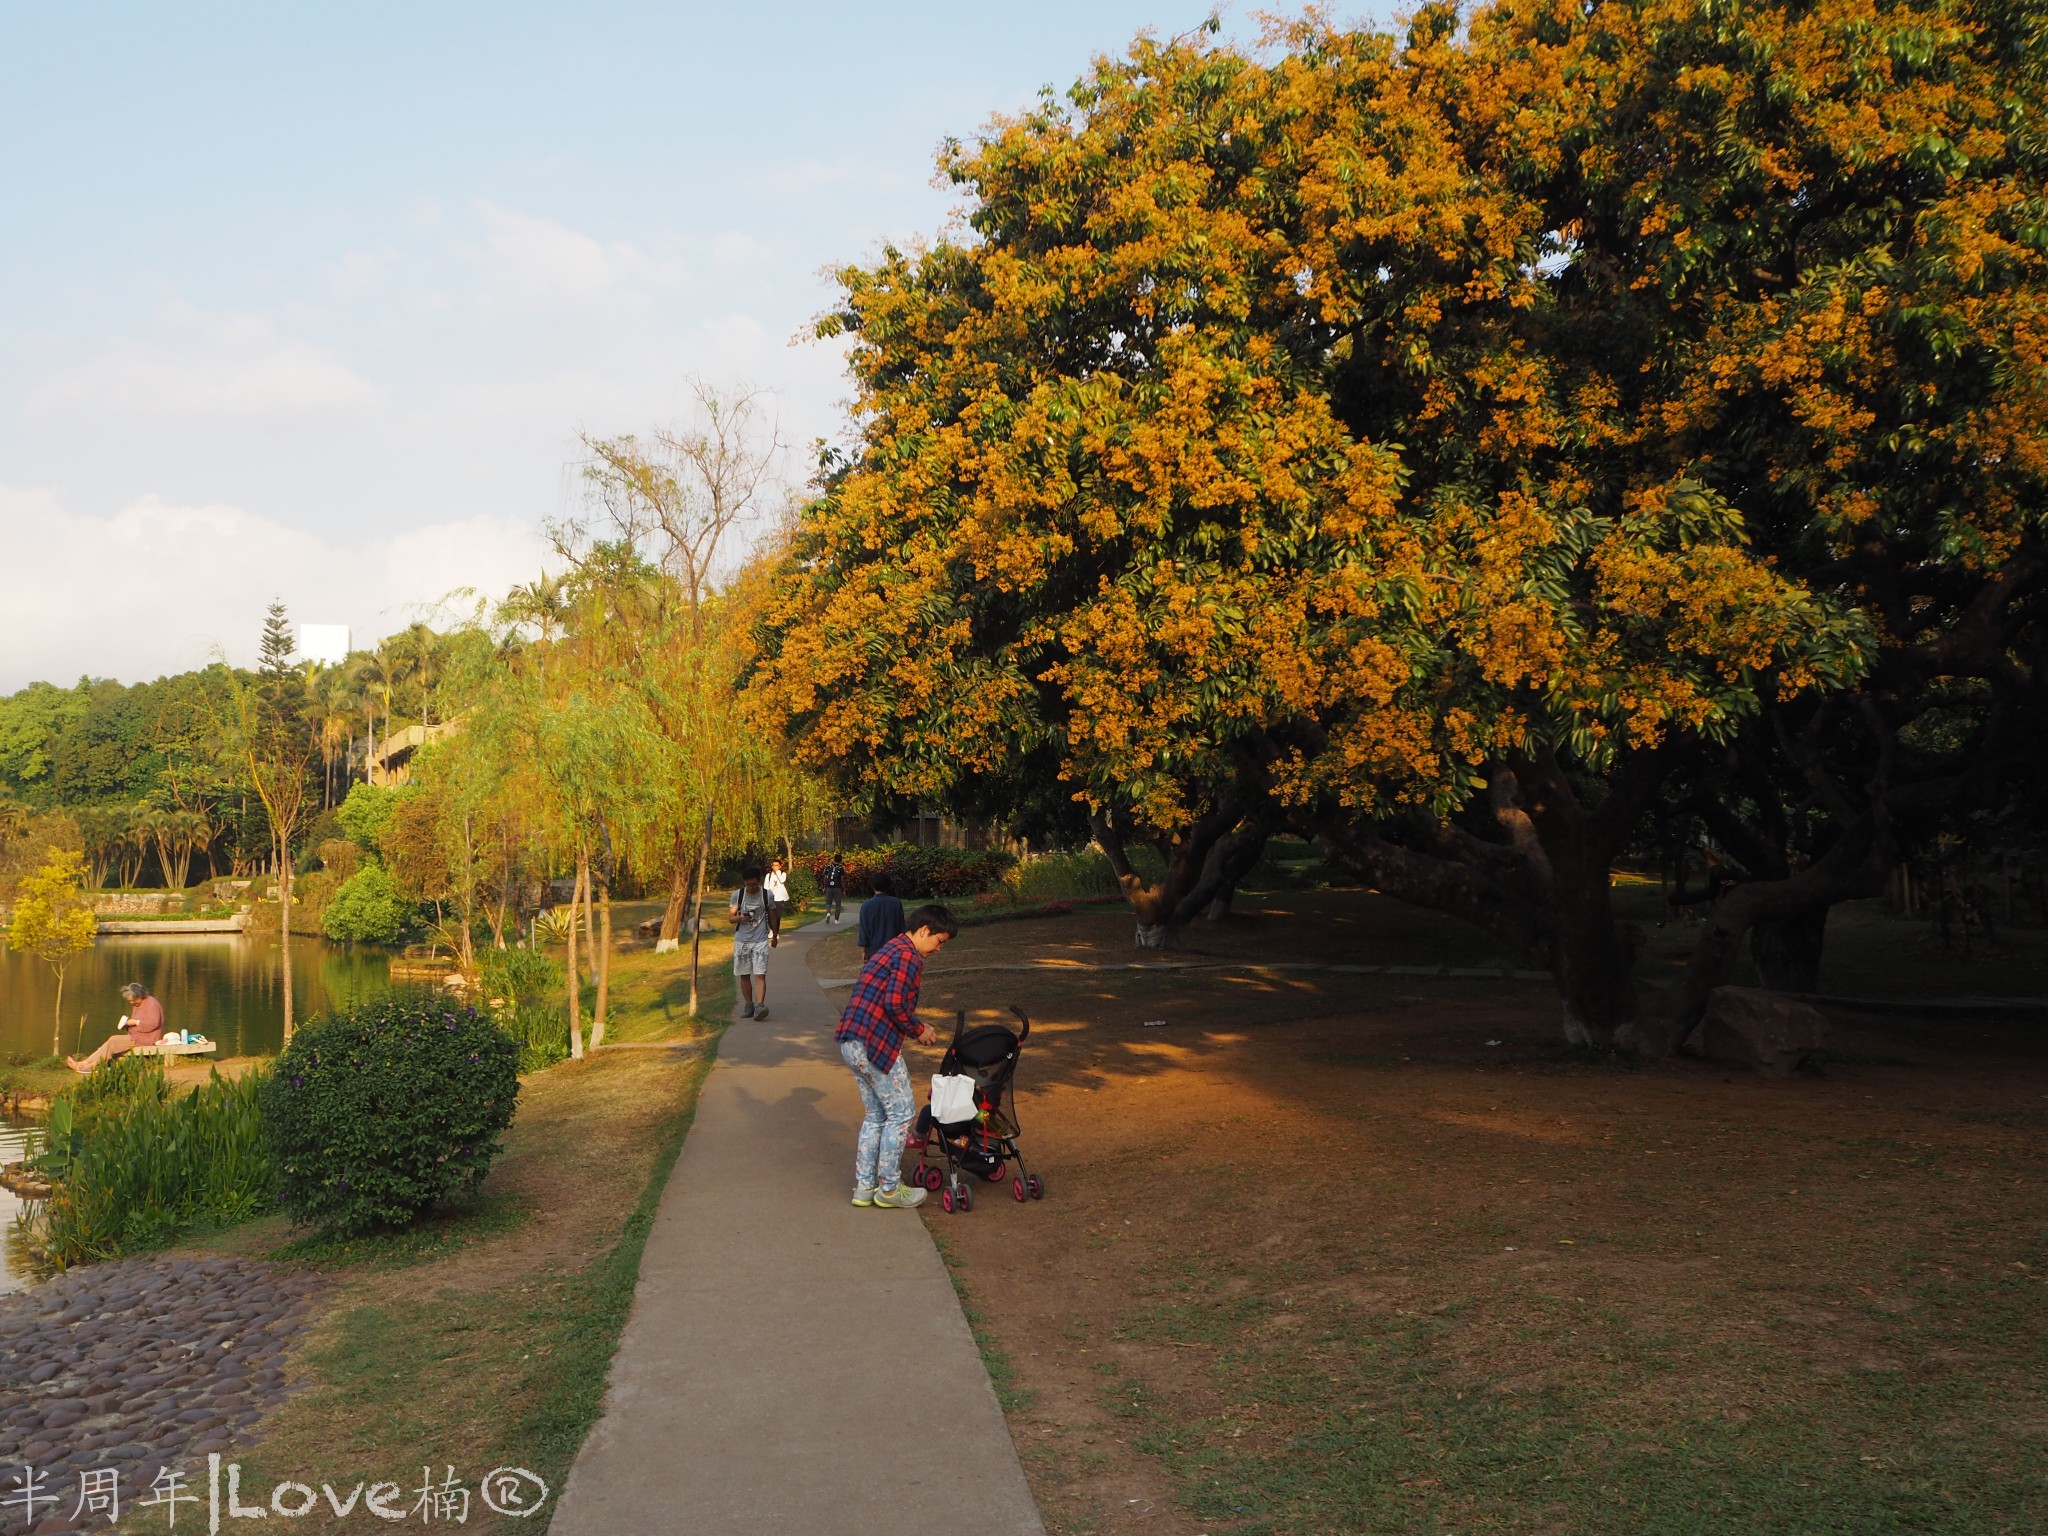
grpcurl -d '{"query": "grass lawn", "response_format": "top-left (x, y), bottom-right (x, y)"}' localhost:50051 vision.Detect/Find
top-left (115, 920), bottom-right (736, 1534)
top-left (812, 892), bottom-right (2048, 1535)
top-left (0, 1056), bottom-right (74, 1108)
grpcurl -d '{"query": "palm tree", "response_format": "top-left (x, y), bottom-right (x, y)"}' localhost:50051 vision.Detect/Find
top-left (398, 621), bottom-right (442, 729)
top-left (75, 807), bottom-right (123, 889)
top-left (302, 665), bottom-right (358, 808)
top-left (350, 643), bottom-right (410, 783)
top-left (502, 575), bottom-right (569, 646)
top-left (347, 661), bottom-right (382, 786)
top-left (152, 808), bottom-right (209, 890)
top-left (118, 806), bottom-right (153, 888)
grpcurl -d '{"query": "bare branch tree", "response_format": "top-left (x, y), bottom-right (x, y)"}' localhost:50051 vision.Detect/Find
top-left (578, 379), bottom-right (786, 639)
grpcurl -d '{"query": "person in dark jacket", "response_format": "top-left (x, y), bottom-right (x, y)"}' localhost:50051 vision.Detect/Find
top-left (857, 874), bottom-right (907, 962)
top-left (822, 853), bottom-right (846, 923)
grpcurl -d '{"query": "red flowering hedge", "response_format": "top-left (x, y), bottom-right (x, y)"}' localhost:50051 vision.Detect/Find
top-left (807, 843), bottom-right (1016, 897)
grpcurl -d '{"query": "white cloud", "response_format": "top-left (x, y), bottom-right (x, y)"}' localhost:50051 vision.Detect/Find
top-left (469, 201), bottom-right (688, 314)
top-left (26, 306), bottom-right (385, 426)
top-left (0, 485), bottom-right (549, 690)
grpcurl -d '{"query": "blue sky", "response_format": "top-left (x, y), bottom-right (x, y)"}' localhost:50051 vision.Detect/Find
top-left (0, 1), bottom-right (1260, 687)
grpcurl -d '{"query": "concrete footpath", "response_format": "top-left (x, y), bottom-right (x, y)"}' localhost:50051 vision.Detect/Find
top-left (549, 920), bottom-right (1045, 1536)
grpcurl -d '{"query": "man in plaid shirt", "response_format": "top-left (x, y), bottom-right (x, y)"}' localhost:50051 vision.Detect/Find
top-left (835, 903), bottom-right (959, 1207)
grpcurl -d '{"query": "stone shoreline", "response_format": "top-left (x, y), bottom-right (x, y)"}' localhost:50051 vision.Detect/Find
top-left (0, 1256), bottom-right (320, 1535)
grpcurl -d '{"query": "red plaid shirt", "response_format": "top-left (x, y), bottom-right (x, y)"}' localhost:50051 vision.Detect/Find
top-left (835, 933), bottom-right (924, 1070)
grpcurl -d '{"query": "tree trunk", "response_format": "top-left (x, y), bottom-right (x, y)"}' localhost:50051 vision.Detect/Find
top-left (1751, 909), bottom-right (1828, 992)
top-left (51, 967), bottom-right (64, 1059)
top-left (1198, 830), bottom-right (1269, 922)
top-left (687, 818), bottom-right (712, 1019)
top-left (484, 885), bottom-right (508, 952)
top-left (1548, 855), bottom-right (1640, 1051)
top-left (1316, 769), bottom-right (1658, 1054)
top-left (458, 814), bottom-right (477, 974)
top-left (565, 858), bottom-right (587, 1061)
top-left (1663, 825), bottom-right (1885, 1043)
top-left (656, 825), bottom-right (694, 954)
top-left (590, 860), bottom-right (610, 1050)
top-left (1093, 810), bottom-right (1259, 950)
top-left (279, 834), bottom-right (296, 1041)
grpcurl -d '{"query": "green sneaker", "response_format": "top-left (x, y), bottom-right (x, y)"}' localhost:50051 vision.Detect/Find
top-left (851, 1186), bottom-right (876, 1207)
top-left (873, 1184), bottom-right (927, 1209)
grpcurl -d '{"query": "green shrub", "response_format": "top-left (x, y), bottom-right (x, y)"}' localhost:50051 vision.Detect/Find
top-left (1000, 849), bottom-right (1125, 902)
top-left (805, 843), bottom-right (1016, 897)
top-left (336, 782), bottom-right (401, 853)
top-left (478, 947), bottom-right (570, 1072)
top-left (289, 867), bottom-right (339, 934)
top-left (478, 945), bottom-right (562, 1004)
top-left (322, 863), bottom-right (415, 944)
top-left (261, 994), bottom-right (520, 1235)
top-left (27, 1055), bottom-right (274, 1268)
top-left (499, 1001), bottom-right (570, 1073)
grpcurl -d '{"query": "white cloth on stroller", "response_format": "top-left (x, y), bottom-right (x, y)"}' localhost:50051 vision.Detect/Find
top-left (929, 1073), bottom-right (979, 1126)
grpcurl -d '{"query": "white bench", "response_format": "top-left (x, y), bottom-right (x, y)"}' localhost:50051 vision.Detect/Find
top-left (130, 1040), bottom-right (218, 1059)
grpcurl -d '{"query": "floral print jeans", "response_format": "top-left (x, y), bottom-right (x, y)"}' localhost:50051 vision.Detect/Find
top-left (840, 1039), bottom-right (915, 1194)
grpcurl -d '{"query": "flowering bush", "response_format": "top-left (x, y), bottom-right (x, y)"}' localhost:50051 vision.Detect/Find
top-left (260, 995), bottom-right (519, 1235)
top-left (807, 843), bottom-right (1016, 897)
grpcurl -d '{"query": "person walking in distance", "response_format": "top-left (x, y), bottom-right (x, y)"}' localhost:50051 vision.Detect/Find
top-left (728, 865), bottom-right (780, 1020)
top-left (857, 873), bottom-right (907, 962)
top-left (822, 852), bottom-right (846, 924)
top-left (836, 905), bottom-right (959, 1207)
top-left (763, 856), bottom-right (791, 914)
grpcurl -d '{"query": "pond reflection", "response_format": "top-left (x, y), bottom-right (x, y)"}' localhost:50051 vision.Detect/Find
top-left (1, 1118), bottom-right (45, 1294)
top-left (0, 936), bottom-right (396, 1063)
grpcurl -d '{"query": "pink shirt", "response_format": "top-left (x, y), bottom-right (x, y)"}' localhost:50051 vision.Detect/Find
top-left (126, 997), bottom-right (165, 1047)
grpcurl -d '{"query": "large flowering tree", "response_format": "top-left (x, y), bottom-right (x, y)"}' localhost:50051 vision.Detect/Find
top-left (750, 0), bottom-right (2048, 1050)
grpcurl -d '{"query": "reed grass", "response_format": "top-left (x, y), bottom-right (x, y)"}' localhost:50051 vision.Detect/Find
top-left (25, 1055), bottom-right (275, 1268)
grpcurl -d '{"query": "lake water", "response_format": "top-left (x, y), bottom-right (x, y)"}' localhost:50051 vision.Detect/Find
top-left (0, 935), bottom-right (396, 1064)
top-left (2, 1117), bottom-right (37, 1293)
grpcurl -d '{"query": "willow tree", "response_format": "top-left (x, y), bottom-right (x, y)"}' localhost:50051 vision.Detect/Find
top-left (578, 381), bottom-right (795, 971)
top-left (486, 597), bottom-right (670, 1055)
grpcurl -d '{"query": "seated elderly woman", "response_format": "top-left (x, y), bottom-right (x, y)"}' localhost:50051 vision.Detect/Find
top-left (67, 982), bottom-right (166, 1073)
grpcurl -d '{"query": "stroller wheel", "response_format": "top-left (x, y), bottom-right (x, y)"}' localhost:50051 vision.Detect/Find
top-left (957, 1185), bottom-right (974, 1213)
top-left (985, 1161), bottom-right (1007, 1183)
top-left (940, 1188), bottom-right (956, 1213)
top-left (923, 1165), bottom-right (944, 1191)
top-left (1028, 1173), bottom-right (1045, 1200)
top-left (1012, 1175), bottom-right (1029, 1203)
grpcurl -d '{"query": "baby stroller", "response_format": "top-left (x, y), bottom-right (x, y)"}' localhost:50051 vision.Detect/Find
top-left (906, 1006), bottom-right (1045, 1214)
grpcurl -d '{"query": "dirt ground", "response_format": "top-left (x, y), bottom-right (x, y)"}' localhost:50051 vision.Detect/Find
top-left (815, 894), bottom-right (2048, 1535)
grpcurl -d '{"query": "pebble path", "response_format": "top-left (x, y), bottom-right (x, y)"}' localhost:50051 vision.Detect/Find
top-left (0, 1256), bottom-right (320, 1535)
